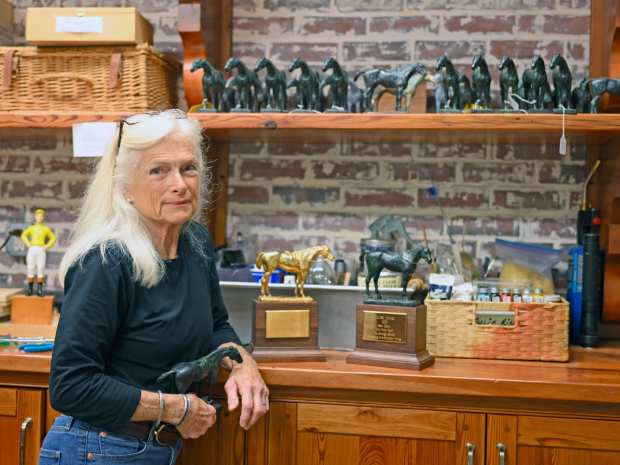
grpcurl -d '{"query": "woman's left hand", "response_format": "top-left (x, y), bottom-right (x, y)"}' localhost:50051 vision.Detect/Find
top-left (222, 345), bottom-right (269, 430)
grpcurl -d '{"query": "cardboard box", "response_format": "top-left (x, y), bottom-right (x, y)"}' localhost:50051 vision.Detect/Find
top-left (10, 295), bottom-right (54, 325)
top-left (0, 0), bottom-right (14, 40)
top-left (26, 7), bottom-right (153, 45)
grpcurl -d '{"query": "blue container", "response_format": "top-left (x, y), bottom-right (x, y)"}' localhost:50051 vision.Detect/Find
top-left (250, 268), bottom-right (283, 283)
top-left (567, 245), bottom-right (583, 344)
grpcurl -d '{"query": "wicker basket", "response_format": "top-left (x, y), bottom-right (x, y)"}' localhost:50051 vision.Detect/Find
top-left (426, 300), bottom-right (569, 361)
top-left (0, 44), bottom-right (178, 111)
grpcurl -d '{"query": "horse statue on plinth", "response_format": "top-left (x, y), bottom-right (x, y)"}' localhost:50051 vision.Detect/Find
top-left (190, 58), bottom-right (226, 111)
top-left (256, 245), bottom-right (335, 299)
top-left (361, 245), bottom-right (433, 301)
top-left (255, 57), bottom-right (287, 111)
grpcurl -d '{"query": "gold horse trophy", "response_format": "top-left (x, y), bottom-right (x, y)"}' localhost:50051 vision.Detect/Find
top-left (252, 245), bottom-right (334, 362)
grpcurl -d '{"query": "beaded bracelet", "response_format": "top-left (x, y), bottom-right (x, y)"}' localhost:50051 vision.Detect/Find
top-left (172, 394), bottom-right (191, 427)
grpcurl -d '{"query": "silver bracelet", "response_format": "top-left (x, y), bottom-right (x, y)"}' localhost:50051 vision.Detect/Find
top-left (172, 394), bottom-right (191, 427)
top-left (155, 390), bottom-right (164, 428)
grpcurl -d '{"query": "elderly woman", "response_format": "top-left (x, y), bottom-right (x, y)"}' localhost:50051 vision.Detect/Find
top-left (39, 110), bottom-right (268, 465)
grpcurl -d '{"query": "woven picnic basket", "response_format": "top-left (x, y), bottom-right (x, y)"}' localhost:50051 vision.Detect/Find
top-left (0, 44), bottom-right (178, 111)
top-left (426, 300), bottom-right (569, 361)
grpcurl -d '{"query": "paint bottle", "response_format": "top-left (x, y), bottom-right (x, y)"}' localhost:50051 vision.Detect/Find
top-left (512, 288), bottom-right (522, 303)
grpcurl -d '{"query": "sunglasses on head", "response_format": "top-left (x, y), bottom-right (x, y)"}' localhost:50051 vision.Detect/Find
top-left (115, 109), bottom-right (188, 154)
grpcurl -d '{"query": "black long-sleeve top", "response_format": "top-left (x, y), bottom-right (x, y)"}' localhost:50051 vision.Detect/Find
top-left (49, 222), bottom-right (241, 431)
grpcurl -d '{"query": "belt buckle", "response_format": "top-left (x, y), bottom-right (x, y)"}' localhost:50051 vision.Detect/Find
top-left (154, 423), bottom-right (169, 446)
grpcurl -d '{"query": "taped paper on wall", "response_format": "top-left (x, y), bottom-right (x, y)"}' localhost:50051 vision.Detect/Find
top-left (72, 122), bottom-right (117, 157)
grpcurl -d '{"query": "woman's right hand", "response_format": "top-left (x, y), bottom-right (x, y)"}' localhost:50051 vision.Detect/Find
top-left (174, 393), bottom-right (216, 439)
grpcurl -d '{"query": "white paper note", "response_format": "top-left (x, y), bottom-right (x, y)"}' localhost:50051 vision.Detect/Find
top-left (72, 122), bottom-right (117, 157)
top-left (56, 16), bottom-right (104, 34)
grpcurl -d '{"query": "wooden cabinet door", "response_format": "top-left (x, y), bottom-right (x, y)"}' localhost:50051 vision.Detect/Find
top-left (487, 414), bottom-right (620, 465)
top-left (177, 401), bottom-right (245, 465)
top-left (265, 401), bottom-right (485, 465)
top-left (0, 388), bottom-right (45, 465)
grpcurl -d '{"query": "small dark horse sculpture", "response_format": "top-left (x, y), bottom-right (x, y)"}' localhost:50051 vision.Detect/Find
top-left (355, 63), bottom-right (427, 112)
top-left (571, 77), bottom-right (591, 113)
top-left (224, 57), bottom-right (263, 112)
top-left (498, 56), bottom-right (519, 110)
top-left (550, 54), bottom-right (573, 110)
top-left (472, 54), bottom-right (492, 109)
top-left (289, 57), bottom-right (321, 111)
top-left (347, 79), bottom-right (366, 113)
top-left (459, 74), bottom-right (474, 110)
top-left (190, 58), bottom-right (226, 111)
top-left (587, 77), bottom-right (620, 113)
top-left (157, 346), bottom-right (243, 412)
top-left (436, 55), bottom-right (461, 110)
top-left (529, 55), bottom-right (553, 110)
top-left (255, 57), bottom-right (287, 111)
top-left (321, 57), bottom-right (348, 111)
top-left (361, 246), bottom-right (433, 300)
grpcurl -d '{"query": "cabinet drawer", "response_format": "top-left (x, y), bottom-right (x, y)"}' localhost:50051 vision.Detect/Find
top-left (0, 388), bottom-right (16, 416)
top-left (297, 403), bottom-right (456, 440)
top-left (519, 416), bottom-right (620, 452)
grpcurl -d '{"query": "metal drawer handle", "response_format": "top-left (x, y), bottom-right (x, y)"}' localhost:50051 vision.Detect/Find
top-left (19, 417), bottom-right (33, 465)
top-left (497, 442), bottom-right (506, 465)
top-left (466, 442), bottom-right (475, 465)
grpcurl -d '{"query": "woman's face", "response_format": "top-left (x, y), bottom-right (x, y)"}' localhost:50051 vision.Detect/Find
top-left (125, 134), bottom-right (199, 228)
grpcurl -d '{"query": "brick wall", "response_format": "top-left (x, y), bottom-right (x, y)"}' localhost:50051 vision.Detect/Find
top-left (0, 0), bottom-right (590, 288)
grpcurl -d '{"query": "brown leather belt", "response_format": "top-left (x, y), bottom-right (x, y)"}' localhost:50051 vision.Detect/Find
top-left (118, 422), bottom-right (181, 446)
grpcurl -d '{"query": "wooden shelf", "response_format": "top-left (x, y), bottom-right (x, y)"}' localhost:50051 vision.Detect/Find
top-left (1, 112), bottom-right (619, 144)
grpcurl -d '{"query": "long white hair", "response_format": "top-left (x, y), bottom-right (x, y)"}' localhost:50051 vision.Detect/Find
top-left (59, 110), bottom-right (208, 288)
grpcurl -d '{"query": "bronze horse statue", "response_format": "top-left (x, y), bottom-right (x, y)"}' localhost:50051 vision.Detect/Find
top-left (355, 63), bottom-right (427, 111)
top-left (321, 57), bottom-right (349, 110)
top-left (256, 245), bottom-right (335, 298)
top-left (436, 55), bottom-right (460, 110)
top-left (587, 77), bottom-right (620, 113)
top-left (550, 54), bottom-right (573, 110)
top-left (190, 58), bottom-right (226, 111)
top-left (255, 57), bottom-right (287, 111)
top-left (157, 346), bottom-right (243, 412)
top-left (224, 57), bottom-right (263, 112)
top-left (498, 56), bottom-right (519, 110)
top-left (289, 57), bottom-right (322, 111)
top-left (361, 245), bottom-right (433, 300)
top-left (472, 54), bottom-right (492, 109)
top-left (529, 55), bottom-right (553, 110)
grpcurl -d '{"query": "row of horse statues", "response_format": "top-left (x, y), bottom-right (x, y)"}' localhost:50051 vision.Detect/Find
top-left (192, 55), bottom-right (619, 114)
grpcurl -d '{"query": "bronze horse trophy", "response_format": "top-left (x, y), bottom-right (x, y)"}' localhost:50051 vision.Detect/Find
top-left (256, 245), bottom-right (335, 300)
top-left (361, 245), bottom-right (433, 304)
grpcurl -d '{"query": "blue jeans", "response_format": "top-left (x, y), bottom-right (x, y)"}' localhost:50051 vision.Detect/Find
top-left (39, 415), bottom-right (182, 465)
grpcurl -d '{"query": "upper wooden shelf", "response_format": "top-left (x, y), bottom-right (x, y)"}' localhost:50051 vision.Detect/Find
top-left (1, 112), bottom-right (619, 144)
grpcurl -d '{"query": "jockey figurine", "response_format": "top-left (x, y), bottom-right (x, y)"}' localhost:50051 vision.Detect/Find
top-left (20, 208), bottom-right (57, 296)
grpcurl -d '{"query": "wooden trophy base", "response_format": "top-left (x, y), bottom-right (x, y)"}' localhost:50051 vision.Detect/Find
top-left (252, 299), bottom-right (325, 363)
top-left (346, 303), bottom-right (434, 370)
top-left (11, 295), bottom-right (54, 325)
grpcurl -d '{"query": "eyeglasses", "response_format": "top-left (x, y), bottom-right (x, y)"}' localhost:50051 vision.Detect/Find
top-left (115, 109), bottom-right (188, 155)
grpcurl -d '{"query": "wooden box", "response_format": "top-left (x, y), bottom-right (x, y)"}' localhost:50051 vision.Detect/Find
top-left (0, 289), bottom-right (22, 320)
top-left (0, 45), bottom-right (178, 111)
top-left (10, 295), bottom-right (54, 325)
top-left (0, 0), bottom-right (13, 42)
top-left (426, 300), bottom-right (569, 361)
top-left (26, 7), bottom-right (153, 46)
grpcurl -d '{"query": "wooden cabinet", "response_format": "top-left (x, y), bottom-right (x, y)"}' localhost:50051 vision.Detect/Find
top-left (487, 414), bottom-right (620, 465)
top-left (263, 402), bottom-right (485, 465)
top-left (0, 387), bottom-right (45, 465)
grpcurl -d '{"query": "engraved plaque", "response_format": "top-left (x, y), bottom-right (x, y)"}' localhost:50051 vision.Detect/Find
top-left (362, 311), bottom-right (407, 344)
top-left (265, 309), bottom-right (310, 339)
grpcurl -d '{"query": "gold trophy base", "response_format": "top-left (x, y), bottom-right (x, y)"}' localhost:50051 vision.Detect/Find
top-left (346, 303), bottom-right (434, 370)
top-left (252, 299), bottom-right (325, 363)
